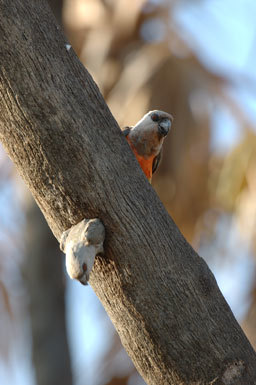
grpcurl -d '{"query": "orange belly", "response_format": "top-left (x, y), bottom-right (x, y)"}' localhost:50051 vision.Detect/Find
top-left (126, 136), bottom-right (154, 181)
top-left (135, 153), bottom-right (154, 181)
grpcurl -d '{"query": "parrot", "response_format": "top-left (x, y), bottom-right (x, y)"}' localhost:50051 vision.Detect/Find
top-left (123, 110), bottom-right (173, 182)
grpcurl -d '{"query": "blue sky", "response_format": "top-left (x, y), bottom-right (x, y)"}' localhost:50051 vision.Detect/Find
top-left (174, 0), bottom-right (256, 152)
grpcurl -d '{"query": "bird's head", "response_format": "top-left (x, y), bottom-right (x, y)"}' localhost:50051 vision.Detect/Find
top-left (132, 110), bottom-right (173, 138)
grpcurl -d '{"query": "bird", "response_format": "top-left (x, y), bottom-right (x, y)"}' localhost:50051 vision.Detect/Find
top-left (123, 110), bottom-right (173, 182)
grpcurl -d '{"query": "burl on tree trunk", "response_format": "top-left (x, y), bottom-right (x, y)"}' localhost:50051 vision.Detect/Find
top-left (0, 1), bottom-right (256, 384)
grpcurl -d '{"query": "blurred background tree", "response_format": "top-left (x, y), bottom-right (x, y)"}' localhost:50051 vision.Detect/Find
top-left (0, 0), bottom-right (255, 384)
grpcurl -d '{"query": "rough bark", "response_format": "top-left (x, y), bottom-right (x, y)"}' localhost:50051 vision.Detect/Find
top-left (0, 1), bottom-right (256, 384)
top-left (47, 0), bottom-right (63, 26)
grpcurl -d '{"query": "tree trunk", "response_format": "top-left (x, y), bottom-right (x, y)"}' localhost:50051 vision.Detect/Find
top-left (0, 1), bottom-right (256, 384)
top-left (47, 0), bottom-right (63, 26)
top-left (22, 190), bottom-right (73, 385)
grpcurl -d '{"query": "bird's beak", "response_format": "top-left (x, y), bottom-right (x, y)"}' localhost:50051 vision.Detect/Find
top-left (158, 118), bottom-right (171, 137)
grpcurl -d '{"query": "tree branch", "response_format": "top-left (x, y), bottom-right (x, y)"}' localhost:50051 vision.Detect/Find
top-left (0, 1), bottom-right (256, 384)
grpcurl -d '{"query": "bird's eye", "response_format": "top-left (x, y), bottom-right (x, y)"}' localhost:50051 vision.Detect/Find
top-left (151, 113), bottom-right (159, 122)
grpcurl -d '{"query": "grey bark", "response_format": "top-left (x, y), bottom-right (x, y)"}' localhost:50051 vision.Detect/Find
top-left (47, 0), bottom-right (63, 25)
top-left (22, 192), bottom-right (72, 385)
top-left (0, 1), bottom-right (256, 384)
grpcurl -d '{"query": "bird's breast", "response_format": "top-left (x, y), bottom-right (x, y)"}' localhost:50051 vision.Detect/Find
top-left (126, 135), bottom-right (155, 181)
top-left (135, 153), bottom-right (154, 181)
top-left (128, 130), bottom-right (162, 158)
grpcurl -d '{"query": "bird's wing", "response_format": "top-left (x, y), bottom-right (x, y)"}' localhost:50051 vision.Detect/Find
top-left (122, 127), bottom-right (131, 137)
top-left (152, 149), bottom-right (162, 174)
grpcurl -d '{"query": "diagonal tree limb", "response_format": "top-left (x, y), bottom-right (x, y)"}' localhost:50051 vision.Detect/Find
top-left (0, 1), bottom-right (256, 384)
